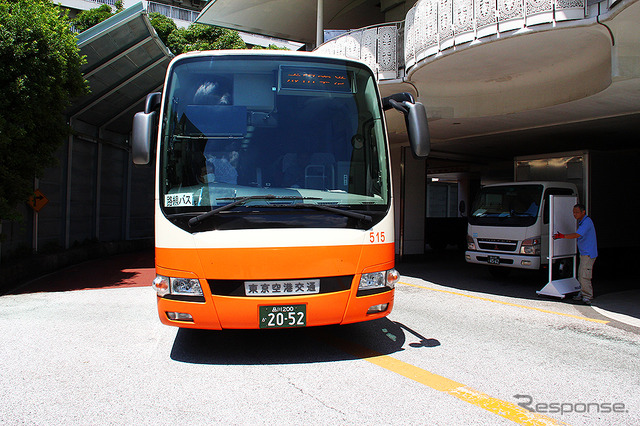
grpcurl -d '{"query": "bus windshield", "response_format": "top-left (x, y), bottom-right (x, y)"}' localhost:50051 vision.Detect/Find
top-left (468, 184), bottom-right (543, 227)
top-left (159, 54), bottom-right (390, 231)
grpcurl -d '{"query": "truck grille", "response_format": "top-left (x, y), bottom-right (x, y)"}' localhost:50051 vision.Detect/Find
top-left (477, 239), bottom-right (518, 252)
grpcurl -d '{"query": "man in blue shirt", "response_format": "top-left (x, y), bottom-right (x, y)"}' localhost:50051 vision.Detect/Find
top-left (553, 203), bottom-right (598, 305)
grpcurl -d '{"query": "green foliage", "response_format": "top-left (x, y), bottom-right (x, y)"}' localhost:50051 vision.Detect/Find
top-left (149, 12), bottom-right (176, 47)
top-left (73, 4), bottom-right (246, 55)
top-left (70, 4), bottom-right (113, 33)
top-left (0, 3), bottom-right (246, 220)
top-left (0, 0), bottom-right (88, 220)
top-left (166, 23), bottom-right (246, 55)
top-left (252, 44), bottom-right (289, 50)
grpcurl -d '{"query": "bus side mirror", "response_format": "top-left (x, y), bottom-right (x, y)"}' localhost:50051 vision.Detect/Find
top-left (144, 92), bottom-right (161, 114)
top-left (383, 92), bottom-right (430, 158)
top-left (404, 101), bottom-right (430, 158)
top-left (132, 111), bottom-right (157, 165)
top-left (132, 92), bottom-right (160, 165)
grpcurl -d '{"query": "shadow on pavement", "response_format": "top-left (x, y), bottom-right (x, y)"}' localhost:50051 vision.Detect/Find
top-left (5, 249), bottom-right (154, 295)
top-left (398, 249), bottom-right (549, 301)
top-left (595, 290), bottom-right (640, 321)
top-left (396, 248), bottom-right (637, 303)
top-left (170, 318), bottom-right (441, 365)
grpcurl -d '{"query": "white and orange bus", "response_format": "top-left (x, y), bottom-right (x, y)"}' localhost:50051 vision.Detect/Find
top-left (132, 50), bottom-right (429, 329)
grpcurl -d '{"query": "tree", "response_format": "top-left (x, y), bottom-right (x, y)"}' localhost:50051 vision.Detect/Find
top-left (0, 0), bottom-right (88, 220)
top-left (148, 12), bottom-right (176, 47)
top-left (71, 4), bottom-right (111, 33)
top-left (71, 1), bottom-right (124, 32)
top-left (75, 6), bottom-right (246, 55)
top-left (166, 23), bottom-right (246, 55)
top-left (252, 44), bottom-right (289, 50)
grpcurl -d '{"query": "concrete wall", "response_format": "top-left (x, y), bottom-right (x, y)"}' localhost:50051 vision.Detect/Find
top-left (0, 120), bottom-right (154, 263)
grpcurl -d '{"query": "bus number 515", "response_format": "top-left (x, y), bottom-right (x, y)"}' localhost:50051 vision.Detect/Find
top-left (370, 231), bottom-right (385, 243)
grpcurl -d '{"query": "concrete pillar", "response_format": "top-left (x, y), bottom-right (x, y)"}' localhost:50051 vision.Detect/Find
top-left (457, 175), bottom-right (470, 217)
top-left (316, 0), bottom-right (324, 48)
top-left (399, 146), bottom-right (426, 256)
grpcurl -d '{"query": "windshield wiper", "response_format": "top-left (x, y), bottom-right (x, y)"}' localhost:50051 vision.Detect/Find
top-left (249, 200), bottom-right (373, 222)
top-left (292, 203), bottom-right (372, 222)
top-left (166, 211), bottom-right (208, 218)
top-left (173, 134), bottom-right (244, 141)
top-left (188, 195), bottom-right (318, 227)
top-left (173, 135), bottom-right (208, 140)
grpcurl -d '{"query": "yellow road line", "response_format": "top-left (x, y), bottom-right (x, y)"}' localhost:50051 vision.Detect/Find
top-left (327, 336), bottom-right (569, 426)
top-left (399, 281), bottom-right (609, 324)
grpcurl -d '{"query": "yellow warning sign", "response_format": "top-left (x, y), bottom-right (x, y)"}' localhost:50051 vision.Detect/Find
top-left (28, 189), bottom-right (49, 212)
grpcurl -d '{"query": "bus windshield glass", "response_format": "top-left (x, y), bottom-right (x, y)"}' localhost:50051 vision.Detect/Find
top-left (159, 54), bottom-right (390, 231)
top-left (468, 184), bottom-right (543, 227)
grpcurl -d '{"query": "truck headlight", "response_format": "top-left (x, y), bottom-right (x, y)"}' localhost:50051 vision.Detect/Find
top-left (359, 269), bottom-right (399, 290)
top-left (520, 237), bottom-right (541, 255)
top-left (466, 235), bottom-right (476, 250)
top-left (152, 275), bottom-right (203, 297)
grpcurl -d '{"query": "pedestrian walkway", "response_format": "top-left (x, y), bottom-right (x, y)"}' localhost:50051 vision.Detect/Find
top-left (591, 290), bottom-right (640, 328)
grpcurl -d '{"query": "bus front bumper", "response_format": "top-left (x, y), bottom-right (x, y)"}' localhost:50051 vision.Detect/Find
top-left (156, 289), bottom-right (394, 330)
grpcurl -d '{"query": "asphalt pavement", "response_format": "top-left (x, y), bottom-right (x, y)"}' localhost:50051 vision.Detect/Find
top-left (2, 247), bottom-right (639, 425)
top-left (5, 248), bottom-right (639, 331)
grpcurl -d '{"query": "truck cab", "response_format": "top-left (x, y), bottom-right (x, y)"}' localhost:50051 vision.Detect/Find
top-left (465, 181), bottom-right (577, 271)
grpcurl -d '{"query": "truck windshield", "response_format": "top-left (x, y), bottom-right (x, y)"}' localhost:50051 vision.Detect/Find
top-left (468, 184), bottom-right (543, 227)
top-left (159, 54), bottom-right (390, 231)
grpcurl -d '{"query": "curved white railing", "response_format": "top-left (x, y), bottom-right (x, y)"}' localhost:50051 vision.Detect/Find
top-left (404, 0), bottom-right (585, 70)
top-left (315, 0), bottom-right (624, 80)
top-left (315, 22), bottom-right (405, 81)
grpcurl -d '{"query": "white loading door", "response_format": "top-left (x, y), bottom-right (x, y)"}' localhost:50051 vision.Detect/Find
top-left (537, 195), bottom-right (581, 298)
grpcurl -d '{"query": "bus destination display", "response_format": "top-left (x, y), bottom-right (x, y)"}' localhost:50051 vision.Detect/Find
top-left (280, 67), bottom-right (352, 93)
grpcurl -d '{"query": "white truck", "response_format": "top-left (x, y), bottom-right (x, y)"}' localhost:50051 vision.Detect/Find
top-left (464, 150), bottom-right (636, 275)
top-left (465, 181), bottom-right (577, 273)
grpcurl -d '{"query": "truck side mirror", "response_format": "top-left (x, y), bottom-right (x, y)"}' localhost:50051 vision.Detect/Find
top-left (132, 92), bottom-right (161, 165)
top-left (383, 92), bottom-right (430, 158)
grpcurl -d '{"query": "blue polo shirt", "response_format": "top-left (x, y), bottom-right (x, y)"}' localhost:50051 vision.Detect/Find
top-left (576, 216), bottom-right (598, 258)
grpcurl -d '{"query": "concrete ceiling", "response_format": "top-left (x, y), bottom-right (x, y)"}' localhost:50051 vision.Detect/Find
top-left (196, 0), bottom-right (385, 44)
top-left (196, 0), bottom-right (640, 165)
top-left (381, 0), bottom-right (640, 162)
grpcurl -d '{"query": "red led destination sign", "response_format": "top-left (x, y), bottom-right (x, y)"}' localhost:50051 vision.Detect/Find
top-left (281, 67), bottom-right (352, 93)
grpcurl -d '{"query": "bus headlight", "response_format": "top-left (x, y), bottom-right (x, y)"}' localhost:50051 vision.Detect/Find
top-left (359, 269), bottom-right (399, 290)
top-left (152, 275), bottom-right (203, 297)
top-left (171, 277), bottom-right (203, 296)
top-left (520, 237), bottom-right (541, 255)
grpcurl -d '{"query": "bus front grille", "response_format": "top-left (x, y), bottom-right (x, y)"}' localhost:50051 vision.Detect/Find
top-left (208, 275), bottom-right (354, 297)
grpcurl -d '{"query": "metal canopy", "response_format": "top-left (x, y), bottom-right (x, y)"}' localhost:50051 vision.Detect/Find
top-left (67, 2), bottom-right (173, 135)
top-left (196, 0), bottom-right (385, 45)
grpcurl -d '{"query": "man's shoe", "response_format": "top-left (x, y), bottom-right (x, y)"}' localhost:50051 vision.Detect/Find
top-left (573, 294), bottom-right (583, 301)
top-left (582, 298), bottom-right (592, 306)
